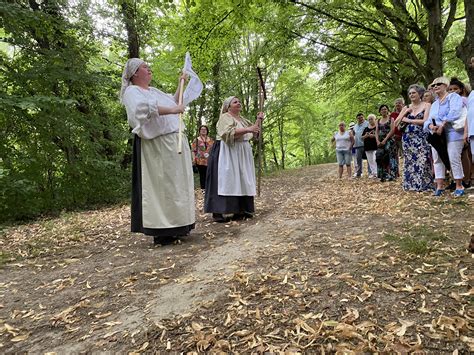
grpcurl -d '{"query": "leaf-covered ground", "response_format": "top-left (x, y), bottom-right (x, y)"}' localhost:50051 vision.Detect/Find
top-left (0, 163), bottom-right (473, 353)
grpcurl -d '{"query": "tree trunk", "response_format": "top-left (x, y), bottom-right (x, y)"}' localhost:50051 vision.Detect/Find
top-left (278, 117), bottom-right (285, 170)
top-left (119, 0), bottom-right (140, 169)
top-left (210, 60), bottom-right (221, 137)
top-left (269, 132), bottom-right (280, 170)
top-left (422, 0), bottom-right (444, 80)
top-left (456, 0), bottom-right (474, 88)
top-left (119, 0), bottom-right (140, 58)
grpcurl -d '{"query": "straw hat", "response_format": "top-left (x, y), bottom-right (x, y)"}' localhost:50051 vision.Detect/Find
top-left (429, 76), bottom-right (450, 88)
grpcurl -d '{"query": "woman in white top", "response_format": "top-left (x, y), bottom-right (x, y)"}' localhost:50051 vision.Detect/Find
top-left (425, 76), bottom-right (464, 197)
top-left (332, 122), bottom-right (354, 178)
top-left (120, 58), bottom-right (195, 245)
top-left (204, 96), bottom-right (263, 222)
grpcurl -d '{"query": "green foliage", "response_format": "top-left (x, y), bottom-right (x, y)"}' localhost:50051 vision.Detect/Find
top-left (1, 1), bottom-right (129, 221)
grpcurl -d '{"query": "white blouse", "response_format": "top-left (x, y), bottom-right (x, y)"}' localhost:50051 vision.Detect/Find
top-left (122, 85), bottom-right (179, 139)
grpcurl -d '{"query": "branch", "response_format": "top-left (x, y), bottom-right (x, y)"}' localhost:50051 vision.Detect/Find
top-left (443, 0), bottom-right (459, 39)
top-left (290, 31), bottom-right (386, 63)
top-left (290, 0), bottom-right (403, 42)
top-left (390, 0), bottom-right (428, 45)
top-left (199, 10), bottom-right (234, 50)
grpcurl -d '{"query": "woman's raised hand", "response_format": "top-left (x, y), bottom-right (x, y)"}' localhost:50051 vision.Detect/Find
top-left (248, 124), bottom-right (260, 134)
top-left (174, 104), bottom-right (185, 114)
top-left (179, 73), bottom-right (189, 83)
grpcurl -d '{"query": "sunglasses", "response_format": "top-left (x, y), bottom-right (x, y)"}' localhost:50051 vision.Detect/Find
top-left (432, 83), bottom-right (445, 88)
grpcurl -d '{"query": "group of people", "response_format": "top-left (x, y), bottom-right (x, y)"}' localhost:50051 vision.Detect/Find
top-left (119, 56), bottom-right (474, 246)
top-left (120, 58), bottom-right (262, 245)
top-left (333, 59), bottom-right (474, 199)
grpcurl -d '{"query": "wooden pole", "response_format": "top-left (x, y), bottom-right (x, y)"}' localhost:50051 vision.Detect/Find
top-left (177, 73), bottom-right (185, 154)
top-left (257, 85), bottom-right (263, 197)
top-left (256, 67), bottom-right (266, 197)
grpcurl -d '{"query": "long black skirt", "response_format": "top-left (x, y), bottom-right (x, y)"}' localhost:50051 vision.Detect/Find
top-left (131, 135), bottom-right (195, 237)
top-left (204, 140), bottom-right (254, 214)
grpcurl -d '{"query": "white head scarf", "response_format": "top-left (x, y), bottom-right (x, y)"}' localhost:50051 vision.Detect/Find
top-left (220, 96), bottom-right (238, 115)
top-left (119, 58), bottom-right (145, 103)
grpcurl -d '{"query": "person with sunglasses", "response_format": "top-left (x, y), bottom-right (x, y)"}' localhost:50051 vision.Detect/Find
top-left (425, 77), bottom-right (465, 197)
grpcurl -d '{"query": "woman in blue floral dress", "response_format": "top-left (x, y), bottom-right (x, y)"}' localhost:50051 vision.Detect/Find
top-left (376, 104), bottom-right (398, 181)
top-left (394, 85), bottom-right (434, 191)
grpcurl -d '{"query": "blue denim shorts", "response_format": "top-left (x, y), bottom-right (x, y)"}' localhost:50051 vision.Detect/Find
top-left (336, 149), bottom-right (352, 166)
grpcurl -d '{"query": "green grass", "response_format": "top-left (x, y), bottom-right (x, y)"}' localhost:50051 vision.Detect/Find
top-left (432, 197), bottom-right (469, 209)
top-left (0, 251), bottom-right (14, 266)
top-left (384, 225), bottom-right (447, 255)
top-left (24, 237), bottom-right (55, 258)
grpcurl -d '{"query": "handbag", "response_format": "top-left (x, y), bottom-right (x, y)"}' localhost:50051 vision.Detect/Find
top-left (452, 106), bottom-right (467, 131)
top-left (397, 121), bottom-right (408, 133)
top-left (427, 131), bottom-right (451, 171)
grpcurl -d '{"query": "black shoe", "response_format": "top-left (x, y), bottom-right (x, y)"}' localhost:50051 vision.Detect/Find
top-left (231, 213), bottom-right (245, 221)
top-left (243, 212), bottom-right (254, 219)
top-left (232, 211), bottom-right (254, 221)
top-left (153, 236), bottom-right (176, 245)
top-left (213, 213), bottom-right (230, 223)
top-left (462, 181), bottom-right (471, 189)
top-left (447, 181), bottom-right (456, 191)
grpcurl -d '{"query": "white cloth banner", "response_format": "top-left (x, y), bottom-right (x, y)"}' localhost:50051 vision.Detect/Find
top-left (182, 52), bottom-right (203, 106)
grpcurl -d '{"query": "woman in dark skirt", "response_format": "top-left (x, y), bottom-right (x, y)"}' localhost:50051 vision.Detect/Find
top-left (120, 58), bottom-right (195, 244)
top-left (204, 96), bottom-right (263, 222)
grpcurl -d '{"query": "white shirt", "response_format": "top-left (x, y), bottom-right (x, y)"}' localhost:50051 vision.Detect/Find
top-left (122, 85), bottom-right (179, 139)
top-left (334, 131), bottom-right (351, 151)
top-left (468, 91), bottom-right (474, 138)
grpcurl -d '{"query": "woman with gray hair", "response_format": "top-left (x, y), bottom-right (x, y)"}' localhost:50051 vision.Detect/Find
top-left (120, 58), bottom-right (195, 245)
top-left (204, 96), bottom-right (263, 222)
top-left (394, 84), bottom-right (433, 191)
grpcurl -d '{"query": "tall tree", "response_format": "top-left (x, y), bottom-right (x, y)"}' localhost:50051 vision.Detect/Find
top-left (456, 0), bottom-right (474, 87)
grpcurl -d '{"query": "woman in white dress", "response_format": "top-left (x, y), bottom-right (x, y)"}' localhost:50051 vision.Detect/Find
top-left (204, 96), bottom-right (263, 222)
top-left (120, 58), bottom-right (195, 244)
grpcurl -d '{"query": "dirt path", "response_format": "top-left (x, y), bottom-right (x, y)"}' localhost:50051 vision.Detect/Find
top-left (1, 163), bottom-right (473, 352)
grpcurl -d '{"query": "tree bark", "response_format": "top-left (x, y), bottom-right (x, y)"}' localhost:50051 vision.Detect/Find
top-left (456, 0), bottom-right (474, 87)
top-left (119, 0), bottom-right (140, 59)
top-left (210, 59), bottom-right (221, 137)
top-left (119, 0), bottom-right (140, 169)
top-left (421, 0), bottom-right (444, 80)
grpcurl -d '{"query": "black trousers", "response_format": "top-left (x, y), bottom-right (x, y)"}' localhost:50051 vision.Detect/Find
top-left (196, 164), bottom-right (207, 189)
